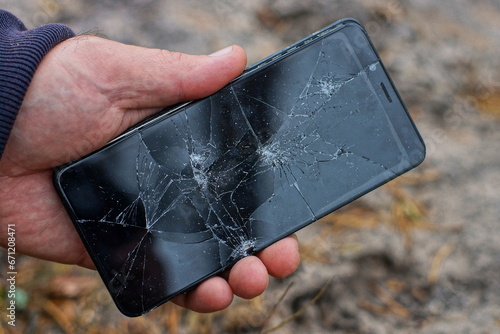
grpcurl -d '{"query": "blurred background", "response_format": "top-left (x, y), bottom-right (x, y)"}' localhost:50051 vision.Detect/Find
top-left (1, 0), bottom-right (499, 333)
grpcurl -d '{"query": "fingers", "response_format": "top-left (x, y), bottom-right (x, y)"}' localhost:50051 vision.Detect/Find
top-left (155, 45), bottom-right (248, 105)
top-left (75, 251), bottom-right (96, 270)
top-left (129, 44), bottom-right (247, 108)
top-left (228, 256), bottom-right (269, 299)
top-left (227, 235), bottom-right (300, 301)
top-left (173, 254), bottom-right (272, 312)
top-left (257, 235), bottom-right (300, 278)
top-left (173, 235), bottom-right (300, 312)
top-left (172, 276), bottom-right (233, 313)
top-left (71, 37), bottom-right (248, 111)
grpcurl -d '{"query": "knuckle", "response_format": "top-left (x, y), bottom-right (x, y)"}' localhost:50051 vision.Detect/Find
top-left (159, 49), bottom-right (185, 65)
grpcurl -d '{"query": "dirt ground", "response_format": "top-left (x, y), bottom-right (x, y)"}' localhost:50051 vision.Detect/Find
top-left (1, 0), bottom-right (500, 333)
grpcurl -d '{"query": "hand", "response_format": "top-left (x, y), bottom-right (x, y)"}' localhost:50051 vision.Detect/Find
top-left (0, 36), bottom-right (300, 312)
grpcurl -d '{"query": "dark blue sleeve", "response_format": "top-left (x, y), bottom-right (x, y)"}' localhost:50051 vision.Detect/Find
top-left (0, 9), bottom-right (75, 158)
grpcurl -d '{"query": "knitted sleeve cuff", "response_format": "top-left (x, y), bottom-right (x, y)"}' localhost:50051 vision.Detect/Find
top-left (0, 9), bottom-right (75, 158)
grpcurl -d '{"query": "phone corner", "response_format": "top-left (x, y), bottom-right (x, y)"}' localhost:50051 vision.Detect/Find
top-left (410, 138), bottom-right (427, 169)
top-left (51, 165), bottom-right (65, 189)
top-left (337, 18), bottom-right (363, 27)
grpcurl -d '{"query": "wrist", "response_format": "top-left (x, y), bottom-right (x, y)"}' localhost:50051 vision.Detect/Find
top-left (0, 10), bottom-right (75, 158)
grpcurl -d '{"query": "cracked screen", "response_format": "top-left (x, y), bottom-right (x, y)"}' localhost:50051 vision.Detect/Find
top-left (55, 21), bottom-right (425, 316)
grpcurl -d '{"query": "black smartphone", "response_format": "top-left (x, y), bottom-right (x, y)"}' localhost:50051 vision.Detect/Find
top-left (53, 19), bottom-right (425, 316)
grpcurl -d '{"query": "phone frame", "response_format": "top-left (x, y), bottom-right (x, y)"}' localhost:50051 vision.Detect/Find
top-left (53, 18), bottom-right (425, 316)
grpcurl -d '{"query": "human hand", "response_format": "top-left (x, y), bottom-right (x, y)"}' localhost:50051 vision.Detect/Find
top-left (0, 36), bottom-right (300, 312)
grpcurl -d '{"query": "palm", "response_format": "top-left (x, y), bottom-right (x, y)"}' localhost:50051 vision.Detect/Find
top-left (0, 36), bottom-right (299, 312)
top-left (0, 38), bottom-right (133, 269)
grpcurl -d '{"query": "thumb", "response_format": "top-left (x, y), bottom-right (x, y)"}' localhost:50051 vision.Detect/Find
top-left (85, 39), bottom-right (248, 110)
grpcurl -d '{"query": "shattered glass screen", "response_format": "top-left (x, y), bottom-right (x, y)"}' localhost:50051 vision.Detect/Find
top-left (56, 22), bottom-right (425, 316)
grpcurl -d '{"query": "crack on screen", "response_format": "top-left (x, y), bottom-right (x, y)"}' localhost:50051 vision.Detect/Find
top-left (77, 42), bottom-right (398, 306)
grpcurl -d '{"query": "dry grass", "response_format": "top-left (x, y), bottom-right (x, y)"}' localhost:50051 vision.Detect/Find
top-left (474, 90), bottom-right (500, 119)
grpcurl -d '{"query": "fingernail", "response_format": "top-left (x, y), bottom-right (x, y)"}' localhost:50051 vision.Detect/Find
top-left (209, 45), bottom-right (234, 57)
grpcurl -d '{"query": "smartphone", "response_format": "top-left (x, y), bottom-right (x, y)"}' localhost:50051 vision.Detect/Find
top-left (53, 19), bottom-right (425, 316)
